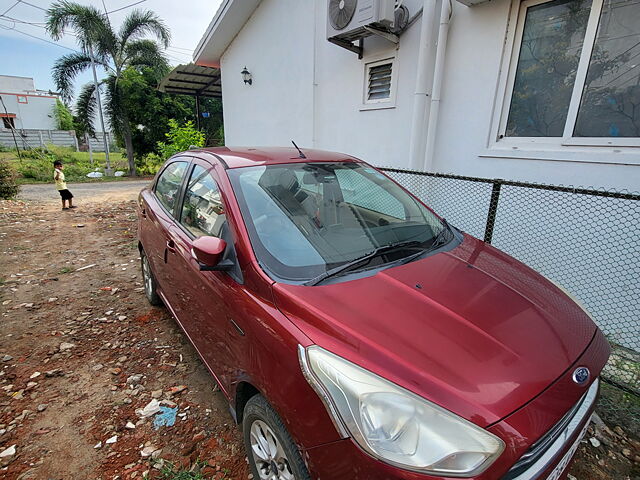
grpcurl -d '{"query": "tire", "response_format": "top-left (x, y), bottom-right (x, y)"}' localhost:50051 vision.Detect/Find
top-left (140, 249), bottom-right (162, 306)
top-left (243, 395), bottom-right (311, 480)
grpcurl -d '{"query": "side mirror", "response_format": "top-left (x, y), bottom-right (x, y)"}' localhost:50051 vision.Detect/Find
top-left (192, 236), bottom-right (227, 269)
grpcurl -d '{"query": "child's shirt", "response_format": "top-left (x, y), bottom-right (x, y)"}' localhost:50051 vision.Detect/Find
top-left (54, 168), bottom-right (67, 190)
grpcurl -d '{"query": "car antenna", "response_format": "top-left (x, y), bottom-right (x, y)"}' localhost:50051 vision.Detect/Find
top-left (292, 140), bottom-right (307, 159)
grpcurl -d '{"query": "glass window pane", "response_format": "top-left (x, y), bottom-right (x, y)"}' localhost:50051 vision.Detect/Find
top-left (180, 165), bottom-right (226, 238)
top-left (574, 0), bottom-right (640, 137)
top-left (155, 161), bottom-right (188, 213)
top-left (506, 0), bottom-right (592, 137)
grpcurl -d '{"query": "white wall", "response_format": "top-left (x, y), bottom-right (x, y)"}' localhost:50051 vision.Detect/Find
top-left (219, 0), bottom-right (639, 191)
top-left (220, 0), bottom-right (315, 147)
top-left (0, 93), bottom-right (57, 130)
top-left (0, 75), bottom-right (35, 93)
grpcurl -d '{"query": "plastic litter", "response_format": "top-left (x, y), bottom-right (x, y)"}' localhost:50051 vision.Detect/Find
top-left (86, 171), bottom-right (103, 178)
top-left (114, 171), bottom-right (125, 177)
top-left (153, 406), bottom-right (178, 429)
top-left (136, 399), bottom-right (161, 418)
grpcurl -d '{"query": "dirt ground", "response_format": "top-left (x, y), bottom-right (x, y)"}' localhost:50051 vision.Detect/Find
top-left (0, 184), bottom-right (638, 479)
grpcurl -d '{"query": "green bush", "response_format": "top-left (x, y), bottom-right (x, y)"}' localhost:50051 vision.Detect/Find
top-left (157, 120), bottom-right (205, 159)
top-left (0, 160), bottom-right (18, 199)
top-left (16, 146), bottom-right (127, 182)
top-left (136, 152), bottom-right (164, 176)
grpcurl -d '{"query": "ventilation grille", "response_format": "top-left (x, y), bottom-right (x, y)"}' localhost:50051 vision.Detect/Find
top-left (367, 62), bottom-right (393, 101)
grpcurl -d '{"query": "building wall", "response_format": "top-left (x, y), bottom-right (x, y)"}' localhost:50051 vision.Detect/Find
top-left (0, 75), bottom-right (36, 93)
top-left (219, 0), bottom-right (640, 191)
top-left (0, 93), bottom-right (58, 130)
top-left (220, 0), bottom-right (315, 147)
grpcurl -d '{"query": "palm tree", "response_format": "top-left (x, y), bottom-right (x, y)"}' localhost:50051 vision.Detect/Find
top-left (46, 1), bottom-right (170, 176)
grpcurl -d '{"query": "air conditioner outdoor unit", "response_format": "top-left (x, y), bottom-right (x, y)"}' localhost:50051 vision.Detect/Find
top-left (327, 0), bottom-right (397, 49)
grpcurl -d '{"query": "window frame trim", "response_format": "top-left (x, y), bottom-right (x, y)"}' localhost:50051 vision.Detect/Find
top-left (491, 0), bottom-right (640, 150)
top-left (152, 156), bottom-right (193, 219)
top-left (361, 53), bottom-right (398, 110)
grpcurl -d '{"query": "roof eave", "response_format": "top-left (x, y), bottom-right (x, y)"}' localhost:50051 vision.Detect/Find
top-left (193, 0), bottom-right (263, 67)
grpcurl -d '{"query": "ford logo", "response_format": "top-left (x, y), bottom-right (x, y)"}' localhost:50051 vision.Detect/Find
top-left (572, 367), bottom-right (590, 385)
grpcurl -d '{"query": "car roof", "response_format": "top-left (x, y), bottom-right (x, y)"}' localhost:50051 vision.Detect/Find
top-left (190, 146), bottom-right (359, 169)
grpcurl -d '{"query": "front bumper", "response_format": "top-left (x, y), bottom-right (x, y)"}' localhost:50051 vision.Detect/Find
top-left (303, 381), bottom-right (596, 480)
top-left (301, 330), bottom-right (609, 480)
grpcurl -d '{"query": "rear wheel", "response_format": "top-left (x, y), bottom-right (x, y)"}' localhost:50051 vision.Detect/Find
top-left (140, 249), bottom-right (161, 306)
top-left (243, 395), bottom-right (311, 480)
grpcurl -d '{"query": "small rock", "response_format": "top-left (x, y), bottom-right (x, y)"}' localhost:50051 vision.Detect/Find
top-left (168, 385), bottom-right (187, 395)
top-left (108, 367), bottom-right (122, 375)
top-left (126, 374), bottom-right (143, 384)
top-left (29, 372), bottom-right (41, 379)
top-left (36, 404), bottom-right (47, 412)
top-left (192, 431), bottom-right (206, 443)
top-left (118, 315), bottom-right (127, 321)
top-left (614, 426), bottom-right (625, 436)
top-left (151, 390), bottom-right (162, 399)
top-left (125, 421), bottom-right (136, 429)
top-left (589, 437), bottom-right (601, 448)
top-left (140, 446), bottom-right (157, 457)
top-left (92, 364), bottom-right (104, 371)
top-left (48, 297), bottom-right (58, 303)
top-left (622, 448), bottom-right (632, 458)
top-left (0, 445), bottom-right (16, 458)
top-left (105, 435), bottom-right (117, 444)
top-left (45, 369), bottom-right (63, 377)
top-left (2, 355), bottom-right (13, 362)
top-left (94, 441), bottom-right (102, 449)
top-left (59, 342), bottom-right (75, 351)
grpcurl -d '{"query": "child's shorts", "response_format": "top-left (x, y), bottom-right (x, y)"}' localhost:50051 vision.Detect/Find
top-left (58, 189), bottom-right (74, 200)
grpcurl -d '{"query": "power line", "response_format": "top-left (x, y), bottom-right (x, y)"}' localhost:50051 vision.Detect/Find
top-left (0, 22), bottom-right (78, 52)
top-left (1, 1), bottom-right (20, 17)
top-left (17, 0), bottom-right (46, 12)
top-left (107, 0), bottom-right (147, 14)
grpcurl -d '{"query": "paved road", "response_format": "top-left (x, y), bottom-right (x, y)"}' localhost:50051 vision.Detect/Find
top-left (18, 179), bottom-right (151, 204)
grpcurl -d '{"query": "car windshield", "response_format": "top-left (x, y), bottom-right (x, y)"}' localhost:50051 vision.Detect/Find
top-left (228, 162), bottom-right (447, 283)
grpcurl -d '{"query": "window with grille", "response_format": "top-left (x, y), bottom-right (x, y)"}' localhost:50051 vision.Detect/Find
top-left (364, 58), bottom-right (396, 106)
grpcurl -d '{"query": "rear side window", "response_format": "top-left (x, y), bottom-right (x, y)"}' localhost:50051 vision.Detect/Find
top-left (155, 161), bottom-right (188, 213)
top-left (180, 164), bottom-right (226, 238)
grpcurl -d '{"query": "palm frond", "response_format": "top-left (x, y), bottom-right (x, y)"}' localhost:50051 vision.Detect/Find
top-left (46, 1), bottom-right (117, 60)
top-left (52, 52), bottom-right (94, 101)
top-left (103, 75), bottom-right (124, 136)
top-left (125, 39), bottom-right (169, 74)
top-left (118, 9), bottom-right (170, 49)
top-left (75, 82), bottom-right (98, 138)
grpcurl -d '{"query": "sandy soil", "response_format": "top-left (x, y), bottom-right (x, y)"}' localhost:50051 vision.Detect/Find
top-left (0, 185), bottom-right (637, 479)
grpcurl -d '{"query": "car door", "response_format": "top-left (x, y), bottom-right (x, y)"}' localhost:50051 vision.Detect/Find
top-left (165, 159), bottom-right (242, 395)
top-left (139, 158), bottom-right (191, 299)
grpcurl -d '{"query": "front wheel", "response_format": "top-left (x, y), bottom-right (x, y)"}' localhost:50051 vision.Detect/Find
top-left (243, 395), bottom-right (311, 480)
top-left (140, 249), bottom-right (161, 306)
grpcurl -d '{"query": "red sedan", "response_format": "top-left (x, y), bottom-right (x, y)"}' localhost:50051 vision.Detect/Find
top-left (137, 147), bottom-right (609, 480)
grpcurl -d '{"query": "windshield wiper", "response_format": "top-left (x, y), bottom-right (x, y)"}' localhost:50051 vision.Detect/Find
top-left (306, 240), bottom-right (424, 286)
top-left (428, 218), bottom-right (453, 251)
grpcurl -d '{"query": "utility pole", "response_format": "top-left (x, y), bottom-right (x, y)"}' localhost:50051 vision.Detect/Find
top-left (88, 44), bottom-right (112, 176)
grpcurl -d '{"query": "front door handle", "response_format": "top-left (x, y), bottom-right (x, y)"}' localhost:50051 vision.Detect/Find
top-left (166, 239), bottom-right (176, 253)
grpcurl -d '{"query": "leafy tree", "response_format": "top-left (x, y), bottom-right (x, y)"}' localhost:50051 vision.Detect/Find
top-left (117, 66), bottom-right (224, 159)
top-left (52, 99), bottom-right (74, 130)
top-left (46, 1), bottom-right (170, 176)
top-left (157, 120), bottom-right (205, 159)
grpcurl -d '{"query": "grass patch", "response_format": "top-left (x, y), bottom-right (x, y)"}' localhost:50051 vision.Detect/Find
top-left (58, 266), bottom-right (73, 274)
top-left (148, 460), bottom-right (230, 480)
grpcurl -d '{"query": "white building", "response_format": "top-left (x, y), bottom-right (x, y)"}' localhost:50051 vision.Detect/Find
top-left (0, 75), bottom-right (58, 130)
top-left (193, 0), bottom-right (640, 191)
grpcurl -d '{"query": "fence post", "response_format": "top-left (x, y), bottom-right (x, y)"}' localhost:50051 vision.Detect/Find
top-left (484, 180), bottom-right (503, 244)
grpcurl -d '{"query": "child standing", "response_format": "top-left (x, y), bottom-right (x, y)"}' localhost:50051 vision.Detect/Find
top-left (53, 160), bottom-right (76, 210)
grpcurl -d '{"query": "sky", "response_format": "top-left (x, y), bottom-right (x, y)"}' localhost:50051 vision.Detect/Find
top-left (0, 0), bottom-right (223, 97)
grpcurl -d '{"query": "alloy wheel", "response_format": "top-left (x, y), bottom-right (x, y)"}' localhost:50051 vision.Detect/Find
top-left (250, 420), bottom-right (295, 480)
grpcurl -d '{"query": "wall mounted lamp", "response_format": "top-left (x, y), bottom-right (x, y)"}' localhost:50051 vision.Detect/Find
top-left (241, 66), bottom-right (252, 85)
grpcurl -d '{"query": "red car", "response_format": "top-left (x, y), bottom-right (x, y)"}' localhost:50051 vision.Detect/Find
top-left (137, 147), bottom-right (609, 480)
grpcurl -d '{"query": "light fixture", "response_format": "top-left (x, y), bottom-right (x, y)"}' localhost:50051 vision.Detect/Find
top-left (241, 66), bottom-right (252, 85)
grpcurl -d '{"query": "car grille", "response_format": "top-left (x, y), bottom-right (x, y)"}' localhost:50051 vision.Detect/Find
top-left (502, 392), bottom-right (587, 480)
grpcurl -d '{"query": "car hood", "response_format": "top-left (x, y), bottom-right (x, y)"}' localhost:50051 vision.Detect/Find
top-left (272, 234), bottom-right (596, 427)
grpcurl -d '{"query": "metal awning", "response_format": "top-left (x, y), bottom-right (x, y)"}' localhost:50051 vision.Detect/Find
top-left (158, 64), bottom-right (221, 98)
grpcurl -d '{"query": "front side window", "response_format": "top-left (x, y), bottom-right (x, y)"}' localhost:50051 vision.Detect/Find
top-left (180, 164), bottom-right (226, 238)
top-left (228, 162), bottom-right (446, 283)
top-left (503, 0), bottom-right (640, 141)
top-left (155, 161), bottom-right (188, 213)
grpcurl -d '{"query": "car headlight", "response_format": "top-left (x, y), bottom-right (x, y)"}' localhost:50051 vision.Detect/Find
top-left (299, 345), bottom-right (504, 477)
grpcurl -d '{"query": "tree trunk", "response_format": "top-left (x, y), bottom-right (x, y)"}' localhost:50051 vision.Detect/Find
top-left (121, 118), bottom-right (137, 177)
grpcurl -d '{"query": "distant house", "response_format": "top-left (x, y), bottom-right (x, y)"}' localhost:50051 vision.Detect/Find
top-left (0, 75), bottom-right (59, 130)
top-left (193, 0), bottom-right (640, 190)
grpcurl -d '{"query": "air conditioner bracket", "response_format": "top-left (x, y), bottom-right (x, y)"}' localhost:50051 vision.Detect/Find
top-left (328, 27), bottom-right (399, 59)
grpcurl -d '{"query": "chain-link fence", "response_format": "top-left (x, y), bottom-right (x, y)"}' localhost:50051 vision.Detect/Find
top-left (381, 167), bottom-right (640, 434)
